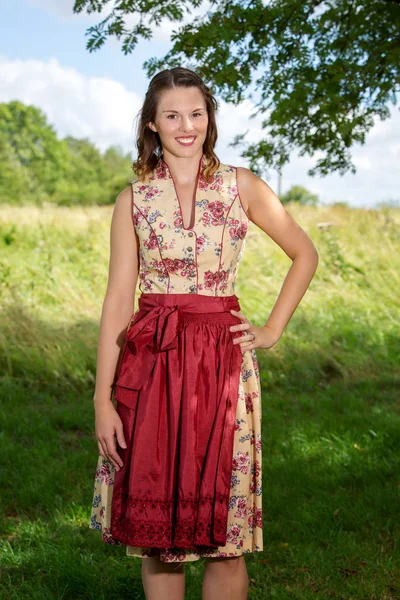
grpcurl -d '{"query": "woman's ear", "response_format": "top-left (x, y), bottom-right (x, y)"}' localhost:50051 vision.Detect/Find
top-left (147, 122), bottom-right (157, 133)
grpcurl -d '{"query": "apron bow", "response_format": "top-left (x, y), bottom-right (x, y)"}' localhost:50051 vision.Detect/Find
top-left (115, 306), bottom-right (183, 406)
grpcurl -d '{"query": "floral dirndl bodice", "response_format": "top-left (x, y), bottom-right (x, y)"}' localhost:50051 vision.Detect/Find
top-left (132, 153), bottom-right (249, 295)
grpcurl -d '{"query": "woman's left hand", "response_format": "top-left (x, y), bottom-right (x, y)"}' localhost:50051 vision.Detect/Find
top-left (229, 309), bottom-right (281, 353)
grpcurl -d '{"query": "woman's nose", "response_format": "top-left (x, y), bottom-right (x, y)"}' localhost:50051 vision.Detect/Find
top-left (180, 117), bottom-right (194, 132)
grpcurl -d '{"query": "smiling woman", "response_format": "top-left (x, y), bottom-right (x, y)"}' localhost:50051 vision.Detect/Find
top-left (87, 66), bottom-right (318, 600)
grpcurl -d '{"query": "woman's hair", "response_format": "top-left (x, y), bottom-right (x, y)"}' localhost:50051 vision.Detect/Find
top-left (132, 67), bottom-right (220, 182)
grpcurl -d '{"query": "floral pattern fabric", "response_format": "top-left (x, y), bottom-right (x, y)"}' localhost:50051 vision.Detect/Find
top-left (88, 154), bottom-right (263, 562)
top-left (132, 154), bottom-right (249, 296)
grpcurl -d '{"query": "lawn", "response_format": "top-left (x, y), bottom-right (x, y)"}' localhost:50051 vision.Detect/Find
top-left (0, 203), bottom-right (399, 599)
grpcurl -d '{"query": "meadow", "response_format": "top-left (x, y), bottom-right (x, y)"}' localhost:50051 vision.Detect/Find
top-left (0, 202), bottom-right (399, 599)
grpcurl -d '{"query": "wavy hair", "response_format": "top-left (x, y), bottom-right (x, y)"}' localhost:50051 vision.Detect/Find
top-left (132, 67), bottom-right (220, 182)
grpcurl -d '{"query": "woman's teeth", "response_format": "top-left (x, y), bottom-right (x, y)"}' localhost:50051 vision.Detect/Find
top-left (176, 137), bottom-right (196, 145)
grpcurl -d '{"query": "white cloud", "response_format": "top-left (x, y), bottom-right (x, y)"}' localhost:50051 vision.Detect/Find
top-left (26, 0), bottom-right (106, 21)
top-left (353, 156), bottom-right (372, 170)
top-left (0, 56), bottom-right (142, 152)
top-left (0, 55), bottom-right (398, 207)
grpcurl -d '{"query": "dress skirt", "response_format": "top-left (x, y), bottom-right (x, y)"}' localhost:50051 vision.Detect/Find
top-left (89, 292), bottom-right (263, 562)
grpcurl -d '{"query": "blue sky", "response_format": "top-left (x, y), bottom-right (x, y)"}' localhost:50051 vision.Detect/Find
top-left (1, 0), bottom-right (399, 208)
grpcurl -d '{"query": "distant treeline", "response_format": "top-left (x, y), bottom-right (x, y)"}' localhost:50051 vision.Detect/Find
top-left (1, 100), bottom-right (324, 207)
top-left (0, 101), bottom-right (134, 206)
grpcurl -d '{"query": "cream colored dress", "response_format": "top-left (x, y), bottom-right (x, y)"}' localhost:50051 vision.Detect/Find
top-left (89, 154), bottom-right (263, 562)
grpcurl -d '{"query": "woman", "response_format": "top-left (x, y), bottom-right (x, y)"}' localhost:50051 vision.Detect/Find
top-left (89, 67), bottom-right (319, 600)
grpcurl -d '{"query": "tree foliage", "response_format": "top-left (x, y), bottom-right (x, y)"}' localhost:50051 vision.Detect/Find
top-left (73, 0), bottom-right (400, 178)
top-left (0, 101), bottom-right (133, 206)
top-left (281, 185), bottom-right (319, 206)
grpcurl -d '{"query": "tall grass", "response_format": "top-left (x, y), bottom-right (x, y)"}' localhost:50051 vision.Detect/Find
top-left (0, 204), bottom-right (399, 599)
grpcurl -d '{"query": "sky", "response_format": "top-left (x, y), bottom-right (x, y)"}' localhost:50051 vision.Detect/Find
top-left (1, 0), bottom-right (399, 208)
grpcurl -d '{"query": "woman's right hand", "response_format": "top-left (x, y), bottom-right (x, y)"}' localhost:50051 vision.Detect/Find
top-left (95, 402), bottom-right (127, 472)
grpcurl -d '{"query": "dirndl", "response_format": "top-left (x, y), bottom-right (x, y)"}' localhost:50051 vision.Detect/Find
top-left (109, 292), bottom-right (245, 550)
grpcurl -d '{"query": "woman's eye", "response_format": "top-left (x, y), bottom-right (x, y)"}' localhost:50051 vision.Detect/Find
top-left (166, 113), bottom-right (203, 119)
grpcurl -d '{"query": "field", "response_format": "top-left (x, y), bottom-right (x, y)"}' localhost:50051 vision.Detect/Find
top-left (0, 203), bottom-right (399, 599)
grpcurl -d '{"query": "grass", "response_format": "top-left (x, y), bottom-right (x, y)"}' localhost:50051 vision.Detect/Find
top-left (0, 203), bottom-right (399, 599)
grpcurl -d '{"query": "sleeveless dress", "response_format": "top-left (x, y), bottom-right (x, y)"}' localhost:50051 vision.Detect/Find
top-left (88, 153), bottom-right (263, 562)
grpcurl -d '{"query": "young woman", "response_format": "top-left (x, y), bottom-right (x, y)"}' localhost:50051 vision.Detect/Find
top-left (89, 67), bottom-right (319, 600)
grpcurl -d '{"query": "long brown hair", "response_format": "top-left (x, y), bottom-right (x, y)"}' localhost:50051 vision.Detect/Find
top-left (132, 67), bottom-right (220, 182)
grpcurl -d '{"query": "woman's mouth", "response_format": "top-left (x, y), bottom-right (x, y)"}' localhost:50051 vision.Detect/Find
top-left (176, 136), bottom-right (196, 146)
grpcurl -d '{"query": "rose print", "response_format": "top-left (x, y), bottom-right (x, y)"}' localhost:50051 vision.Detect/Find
top-left (196, 233), bottom-right (207, 253)
top-left (252, 460), bottom-right (261, 479)
top-left (208, 201), bottom-right (225, 219)
top-left (164, 258), bottom-right (182, 273)
top-left (148, 259), bottom-right (167, 275)
top-left (228, 183), bottom-right (238, 197)
top-left (201, 211), bottom-right (212, 227)
top-left (96, 462), bottom-right (114, 486)
top-left (232, 451), bottom-right (250, 475)
top-left (174, 216), bottom-right (183, 228)
top-left (256, 507), bottom-right (262, 528)
top-left (209, 172), bottom-right (224, 191)
top-left (143, 229), bottom-right (160, 250)
top-left (226, 524), bottom-right (242, 544)
top-left (133, 212), bottom-right (142, 227)
top-left (150, 164), bottom-right (168, 181)
top-left (136, 185), bottom-right (163, 202)
top-left (203, 269), bottom-right (229, 291)
top-left (234, 497), bottom-right (247, 519)
top-left (247, 507), bottom-right (255, 529)
top-left (245, 393), bottom-right (254, 414)
top-left (228, 218), bottom-right (248, 241)
top-left (181, 260), bottom-right (197, 278)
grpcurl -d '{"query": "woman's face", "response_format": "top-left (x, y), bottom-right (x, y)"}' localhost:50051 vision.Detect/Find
top-left (148, 86), bottom-right (209, 158)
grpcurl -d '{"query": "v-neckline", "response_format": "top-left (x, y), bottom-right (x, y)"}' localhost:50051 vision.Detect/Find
top-left (161, 153), bottom-right (205, 231)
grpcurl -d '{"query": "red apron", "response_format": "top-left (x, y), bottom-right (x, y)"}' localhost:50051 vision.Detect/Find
top-left (110, 292), bottom-right (243, 549)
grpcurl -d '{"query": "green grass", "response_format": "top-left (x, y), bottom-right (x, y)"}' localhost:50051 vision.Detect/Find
top-left (0, 204), bottom-right (399, 599)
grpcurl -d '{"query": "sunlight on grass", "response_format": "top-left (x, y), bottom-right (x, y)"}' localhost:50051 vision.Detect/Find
top-left (0, 204), bottom-right (399, 599)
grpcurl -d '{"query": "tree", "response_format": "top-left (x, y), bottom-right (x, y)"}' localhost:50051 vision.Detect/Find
top-left (54, 137), bottom-right (134, 205)
top-left (0, 131), bottom-right (31, 204)
top-left (0, 101), bottom-right (134, 206)
top-left (73, 0), bottom-right (400, 179)
top-left (64, 136), bottom-right (108, 185)
top-left (280, 185), bottom-right (319, 206)
top-left (0, 101), bottom-right (70, 198)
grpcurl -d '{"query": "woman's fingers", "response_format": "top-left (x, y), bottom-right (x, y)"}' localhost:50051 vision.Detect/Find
top-left (98, 440), bottom-right (106, 458)
top-left (103, 436), bottom-right (124, 471)
top-left (231, 322), bottom-right (250, 332)
top-left (229, 310), bottom-right (251, 335)
top-left (97, 438), bottom-right (123, 472)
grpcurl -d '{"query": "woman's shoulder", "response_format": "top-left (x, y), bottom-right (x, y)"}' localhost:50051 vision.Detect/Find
top-left (113, 186), bottom-right (133, 212)
top-left (236, 165), bottom-right (260, 188)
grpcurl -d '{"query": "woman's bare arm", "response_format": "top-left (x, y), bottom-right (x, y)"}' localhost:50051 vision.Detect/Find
top-left (93, 185), bottom-right (139, 469)
top-left (233, 167), bottom-right (319, 345)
